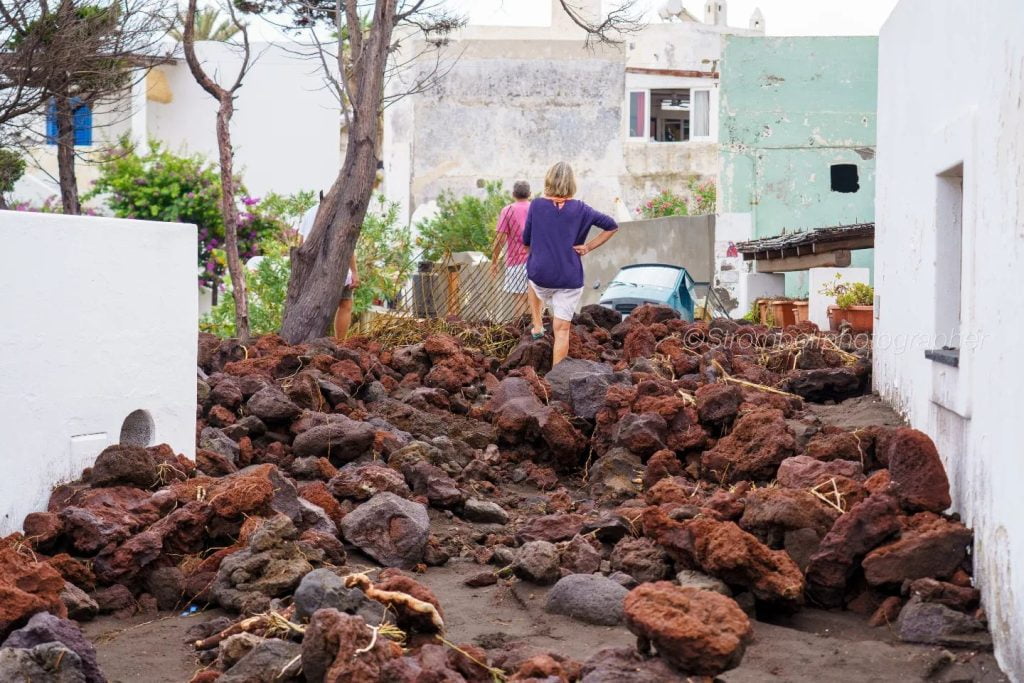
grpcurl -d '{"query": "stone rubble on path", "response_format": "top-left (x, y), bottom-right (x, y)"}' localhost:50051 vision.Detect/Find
top-left (0, 304), bottom-right (992, 681)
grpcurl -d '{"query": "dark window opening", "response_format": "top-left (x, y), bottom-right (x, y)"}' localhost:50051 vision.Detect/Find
top-left (830, 164), bottom-right (859, 193)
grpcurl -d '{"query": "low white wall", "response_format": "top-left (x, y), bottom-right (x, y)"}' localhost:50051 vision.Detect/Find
top-left (874, 0), bottom-right (1024, 677)
top-left (0, 212), bottom-right (197, 533)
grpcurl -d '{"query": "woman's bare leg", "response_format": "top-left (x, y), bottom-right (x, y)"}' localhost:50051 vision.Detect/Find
top-left (528, 285), bottom-right (544, 335)
top-left (334, 299), bottom-right (354, 339)
top-left (552, 317), bottom-right (571, 365)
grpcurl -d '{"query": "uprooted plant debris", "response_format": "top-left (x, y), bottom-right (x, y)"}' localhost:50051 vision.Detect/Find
top-left (0, 304), bottom-right (995, 682)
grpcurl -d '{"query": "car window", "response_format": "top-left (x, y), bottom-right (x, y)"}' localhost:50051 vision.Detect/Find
top-left (613, 266), bottom-right (680, 289)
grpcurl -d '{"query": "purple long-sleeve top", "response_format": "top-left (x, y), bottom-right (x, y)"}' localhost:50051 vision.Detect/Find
top-left (522, 198), bottom-right (618, 289)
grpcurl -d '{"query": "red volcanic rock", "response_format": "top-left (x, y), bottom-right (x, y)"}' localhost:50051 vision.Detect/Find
top-left (642, 509), bottom-right (805, 608)
top-left (739, 487), bottom-right (840, 540)
top-left (623, 582), bottom-right (752, 675)
top-left (885, 428), bottom-right (952, 513)
top-left (862, 513), bottom-right (973, 586)
top-left (805, 493), bottom-right (901, 607)
top-left (0, 547), bottom-right (67, 637)
top-left (695, 383), bottom-right (743, 427)
top-left (643, 450), bottom-right (684, 490)
top-left (516, 514), bottom-right (586, 544)
top-left (776, 455), bottom-right (865, 489)
top-left (701, 409), bottom-right (797, 484)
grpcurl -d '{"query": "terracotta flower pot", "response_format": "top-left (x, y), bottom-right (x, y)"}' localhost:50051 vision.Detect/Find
top-left (793, 301), bottom-right (809, 323)
top-left (828, 305), bottom-right (873, 333)
top-left (770, 300), bottom-right (797, 328)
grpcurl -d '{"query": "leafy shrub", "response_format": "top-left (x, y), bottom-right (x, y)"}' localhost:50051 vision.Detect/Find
top-left (636, 180), bottom-right (716, 220)
top-left (688, 179), bottom-right (716, 215)
top-left (0, 147), bottom-right (26, 200)
top-left (86, 139), bottom-right (276, 289)
top-left (638, 189), bottom-right (689, 219)
top-left (819, 274), bottom-right (874, 309)
top-left (200, 238), bottom-right (291, 337)
top-left (415, 181), bottom-right (509, 261)
top-left (201, 194), bottom-right (411, 335)
top-left (354, 194), bottom-right (413, 314)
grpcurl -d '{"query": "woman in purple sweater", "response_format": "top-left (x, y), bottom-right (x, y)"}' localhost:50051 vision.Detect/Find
top-left (522, 161), bottom-right (618, 366)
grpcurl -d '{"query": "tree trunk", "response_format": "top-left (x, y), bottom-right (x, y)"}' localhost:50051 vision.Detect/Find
top-left (54, 95), bottom-right (80, 215)
top-left (279, 0), bottom-right (397, 344)
top-left (214, 96), bottom-right (250, 341)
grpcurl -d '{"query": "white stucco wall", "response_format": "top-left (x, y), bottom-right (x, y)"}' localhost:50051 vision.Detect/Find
top-left (873, 0), bottom-right (1024, 676)
top-left (0, 212), bottom-right (197, 533)
top-left (148, 42), bottom-right (343, 197)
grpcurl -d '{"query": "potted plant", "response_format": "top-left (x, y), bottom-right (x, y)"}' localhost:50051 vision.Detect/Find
top-left (793, 299), bottom-right (809, 323)
top-left (819, 275), bottom-right (874, 333)
top-left (770, 298), bottom-right (798, 328)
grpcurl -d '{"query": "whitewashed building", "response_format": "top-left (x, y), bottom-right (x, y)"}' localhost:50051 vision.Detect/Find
top-left (384, 0), bottom-right (765, 224)
top-left (13, 41), bottom-right (344, 205)
top-left (0, 212), bottom-right (197, 533)
top-left (873, 0), bottom-right (1024, 677)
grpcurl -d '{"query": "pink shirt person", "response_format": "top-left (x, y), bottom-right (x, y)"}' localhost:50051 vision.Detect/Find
top-left (497, 201), bottom-right (529, 266)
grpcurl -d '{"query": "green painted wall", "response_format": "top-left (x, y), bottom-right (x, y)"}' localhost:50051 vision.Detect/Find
top-left (719, 36), bottom-right (878, 295)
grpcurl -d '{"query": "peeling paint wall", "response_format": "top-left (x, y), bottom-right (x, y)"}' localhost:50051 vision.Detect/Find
top-left (873, 1), bottom-right (1024, 677)
top-left (383, 9), bottom-right (764, 225)
top-left (718, 36), bottom-right (878, 295)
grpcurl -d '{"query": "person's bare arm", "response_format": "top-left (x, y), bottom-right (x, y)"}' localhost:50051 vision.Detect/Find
top-left (573, 228), bottom-right (616, 256)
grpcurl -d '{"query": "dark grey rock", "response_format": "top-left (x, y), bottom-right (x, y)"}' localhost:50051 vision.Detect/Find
top-left (897, 595), bottom-right (991, 649)
top-left (513, 541), bottom-right (561, 585)
top-left (220, 638), bottom-right (302, 682)
top-left (246, 386), bottom-right (301, 422)
top-left (545, 574), bottom-right (628, 626)
top-left (340, 492), bottom-right (430, 569)
top-left (292, 416), bottom-right (376, 462)
top-left (463, 499), bottom-right (509, 525)
top-left (222, 415), bottom-right (267, 441)
top-left (293, 568), bottom-right (366, 621)
top-left (2, 612), bottom-right (104, 683)
top-left (586, 448), bottom-right (641, 503)
top-left (0, 642), bottom-right (87, 682)
top-left (60, 582), bottom-right (98, 621)
top-left (199, 427), bottom-right (240, 463)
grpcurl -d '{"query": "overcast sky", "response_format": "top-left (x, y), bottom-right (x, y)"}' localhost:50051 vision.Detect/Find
top-left (443, 0), bottom-right (899, 36)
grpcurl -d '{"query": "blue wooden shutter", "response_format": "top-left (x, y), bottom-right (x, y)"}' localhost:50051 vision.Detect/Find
top-left (46, 99), bottom-right (58, 145)
top-left (73, 100), bottom-right (92, 146)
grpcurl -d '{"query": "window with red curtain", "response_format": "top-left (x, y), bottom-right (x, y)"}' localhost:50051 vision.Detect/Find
top-left (628, 91), bottom-right (646, 138)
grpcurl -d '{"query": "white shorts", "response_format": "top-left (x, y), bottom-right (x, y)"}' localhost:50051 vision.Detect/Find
top-left (529, 281), bottom-right (584, 321)
top-left (503, 264), bottom-right (528, 294)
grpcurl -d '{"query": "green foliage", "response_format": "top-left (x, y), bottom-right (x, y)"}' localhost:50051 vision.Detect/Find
top-left (415, 181), bottom-right (509, 261)
top-left (740, 299), bottom-right (760, 323)
top-left (0, 147), bottom-right (26, 195)
top-left (819, 274), bottom-right (874, 309)
top-left (169, 7), bottom-right (242, 42)
top-left (637, 189), bottom-right (689, 219)
top-left (200, 238), bottom-right (291, 337)
top-left (86, 138), bottom-right (276, 288)
top-left (836, 282), bottom-right (874, 308)
top-left (257, 190), bottom-right (317, 238)
top-left (354, 194), bottom-right (413, 314)
top-left (201, 195), bottom-right (411, 335)
top-left (636, 179), bottom-right (716, 220)
top-left (688, 179), bottom-right (716, 216)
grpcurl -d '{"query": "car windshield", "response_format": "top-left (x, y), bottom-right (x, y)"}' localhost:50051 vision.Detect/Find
top-left (610, 266), bottom-right (681, 290)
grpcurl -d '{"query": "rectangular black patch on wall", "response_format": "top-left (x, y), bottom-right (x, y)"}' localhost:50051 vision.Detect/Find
top-left (831, 164), bottom-right (860, 193)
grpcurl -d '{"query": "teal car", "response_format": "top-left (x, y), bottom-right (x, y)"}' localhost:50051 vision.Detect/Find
top-left (598, 263), bottom-right (701, 321)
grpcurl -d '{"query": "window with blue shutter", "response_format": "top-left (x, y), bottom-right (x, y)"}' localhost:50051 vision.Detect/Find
top-left (45, 98), bottom-right (93, 147)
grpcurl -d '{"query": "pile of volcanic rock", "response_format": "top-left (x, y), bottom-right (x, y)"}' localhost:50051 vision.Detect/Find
top-left (0, 304), bottom-right (985, 682)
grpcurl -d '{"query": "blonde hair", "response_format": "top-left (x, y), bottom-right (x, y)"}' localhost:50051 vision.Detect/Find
top-left (544, 161), bottom-right (577, 198)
